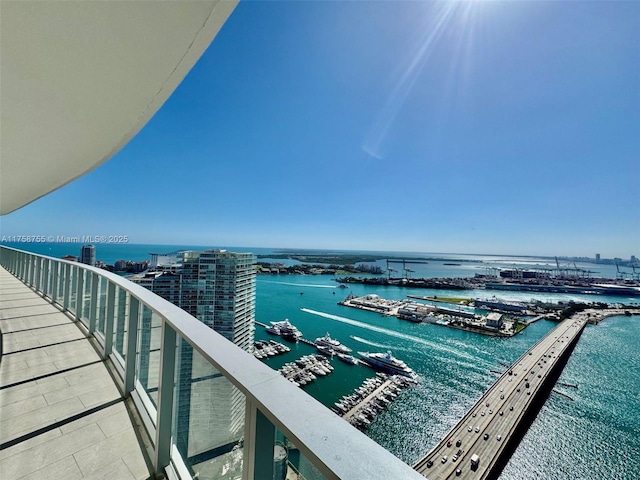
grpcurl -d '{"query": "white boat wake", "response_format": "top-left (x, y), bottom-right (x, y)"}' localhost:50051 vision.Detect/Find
top-left (301, 308), bottom-right (492, 367)
top-left (350, 335), bottom-right (407, 352)
top-left (259, 281), bottom-right (337, 289)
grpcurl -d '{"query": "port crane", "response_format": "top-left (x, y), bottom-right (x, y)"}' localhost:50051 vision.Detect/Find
top-left (399, 258), bottom-right (415, 278)
top-left (573, 263), bottom-right (593, 279)
top-left (385, 260), bottom-right (397, 279)
top-left (555, 257), bottom-right (592, 279)
top-left (555, 257), bottom-right (567, 278)
top-left (632, 263), bottom-right (640, 281)
top-left (615, 260), bottom-right (630, 280)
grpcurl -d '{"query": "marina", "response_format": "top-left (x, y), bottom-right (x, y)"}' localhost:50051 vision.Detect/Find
top-left (252, 339), bottom-right (290, 359)
top-left (332, 374), bottom-right (416, 430)
top-left (278, 354), bottom-right (335, 387)
top-left (256, 320), bottom-right (418, 378)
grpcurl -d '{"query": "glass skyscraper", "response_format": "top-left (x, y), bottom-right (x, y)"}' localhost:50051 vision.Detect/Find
top-left (134, 249), bottom-right (256, 476)
top-left (79, 244), bottom-right (96, 266)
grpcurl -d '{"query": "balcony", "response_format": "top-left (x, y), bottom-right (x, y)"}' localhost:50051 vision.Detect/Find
top-left (0, 246), bottom-right (425, 480)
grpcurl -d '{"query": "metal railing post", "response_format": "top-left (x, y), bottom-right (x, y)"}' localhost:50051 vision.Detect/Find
top-left (28, 253), bottom-right (34, 282)
top-left (25, 252), bottom-right (30, 280)
top-left (76, 269), bottom-right (85, 320)
top-left (63, 263), bottom-right (72, 310)
top-left (153, 321), bottom-right (177, 474)
top-left (15, 251), bottom-right (21, 278)
top-left (36, 257), bottom-right (42, 291)
top-left (51, 261), bottom-right (59, 304)
top-left (89, 272), bottom-right (99, 333)
top-left (125, 295), bottom-right (140, 395)
top-left (26, 255), bottom-right (32, 285)
top-left (29, 256), bottom-right (36, 288)
top-left (42, 259), bottom-right (50, 298)
top-left (243, 401), bottom-right (276, 480)
top-left (115, 288), bottom-right (127, 356)
top-left (104, 282), bottom-right (116, 358)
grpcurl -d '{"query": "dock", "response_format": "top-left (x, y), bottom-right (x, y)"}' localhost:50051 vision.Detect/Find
top-left (279, 354), bottom-right (334, 387)
top-left (342, 378), bottom-right (398, 423)
top-left (413, 314), bottom-right (589, 479)
top-left (333, 375), bottom-right (414, 430)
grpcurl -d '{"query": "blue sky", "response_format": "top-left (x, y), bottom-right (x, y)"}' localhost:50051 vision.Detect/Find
top-left (3, 1), bottom-right (639, 258)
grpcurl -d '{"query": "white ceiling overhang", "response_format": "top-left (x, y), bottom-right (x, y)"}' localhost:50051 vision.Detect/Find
top-left (0, 0), bottom-right (237, 214)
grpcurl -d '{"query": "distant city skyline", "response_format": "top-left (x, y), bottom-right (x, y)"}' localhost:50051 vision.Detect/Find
top-left (1, 1), bottom-right (638, 258)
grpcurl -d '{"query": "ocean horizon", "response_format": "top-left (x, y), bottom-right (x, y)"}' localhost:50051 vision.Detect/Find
top-left (1, 242), bottom-right (624, 279)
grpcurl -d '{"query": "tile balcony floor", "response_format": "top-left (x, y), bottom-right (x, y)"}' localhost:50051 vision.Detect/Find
top-left (0, 267), bottom-right (152, 480)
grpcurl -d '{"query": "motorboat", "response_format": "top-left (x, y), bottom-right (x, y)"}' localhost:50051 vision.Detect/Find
top-left (357, 351), bottom-right (416, 378)
top-left (314, 333), bottom-right (351, 353)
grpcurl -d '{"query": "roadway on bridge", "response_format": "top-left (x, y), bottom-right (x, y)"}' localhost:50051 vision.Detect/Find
top-left (414, 316), bottom-right (587, 479)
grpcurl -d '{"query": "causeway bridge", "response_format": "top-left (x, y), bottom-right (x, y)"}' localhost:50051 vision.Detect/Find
top-left (414, 315), bottom-right (588, 479)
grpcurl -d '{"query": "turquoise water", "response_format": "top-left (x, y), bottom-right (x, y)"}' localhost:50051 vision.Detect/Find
top-left (258, 277), bottom-right (640, 478)
top-left (500, 315), bottom-right (640, 480)
top-left (254, 275), bottom-right (640, 478)
top-left (5, 243), bottom-right (640, 477)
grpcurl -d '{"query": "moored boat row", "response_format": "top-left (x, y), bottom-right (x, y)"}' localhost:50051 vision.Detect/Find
top-left (332, 373), bottom-right (415, 430)
top-left (279, 354), bottom-right (334, 387)
top-left (253, 340), bottom-right (290, 359)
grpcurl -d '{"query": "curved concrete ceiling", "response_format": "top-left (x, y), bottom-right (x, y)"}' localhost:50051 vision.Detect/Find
top-left (0, 0), bottom-right (237, 215)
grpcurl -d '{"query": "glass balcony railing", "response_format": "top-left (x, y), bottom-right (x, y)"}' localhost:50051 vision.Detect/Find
top-left (0, 246), bottom-right (424, 480)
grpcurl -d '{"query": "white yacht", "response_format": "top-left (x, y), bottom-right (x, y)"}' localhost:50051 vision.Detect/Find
top-left (337, 353), bottom-right (359, 365)
top-left (314, 333), bottom-right (352, 353)
top-left (270, 319), bottom-right (302, 341)
top-left (357, 351), bottom-right (416, 378)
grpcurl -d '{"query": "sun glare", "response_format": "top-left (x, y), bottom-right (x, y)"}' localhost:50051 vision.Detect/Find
top-left (362, 1), bottom-right (489, 160)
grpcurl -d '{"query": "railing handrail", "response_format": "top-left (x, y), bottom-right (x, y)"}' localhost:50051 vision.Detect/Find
top-left (0, 245), bottom-right (425, 480)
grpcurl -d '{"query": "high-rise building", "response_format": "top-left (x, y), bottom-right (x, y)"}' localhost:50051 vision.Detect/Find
top-left (595, 253), bottom-right (601, 263)
top-left (79, 244), bottom-right (96, 266)
top-left (178, 250), bottom-right (256, 351)
top-left (133, 249), bottom-right (256, 464)
top-left (138, 249), bottom-right (256, 350)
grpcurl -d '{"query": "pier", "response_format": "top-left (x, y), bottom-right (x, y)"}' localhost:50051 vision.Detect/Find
top-left (279, 354), bottom-right (334, 387)
top-left (333, 375), bottom-right (414, 430)
top-left (342, 378), bottom-right (399, 423)
top-left (414, 314), bottom-right (589, 479)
